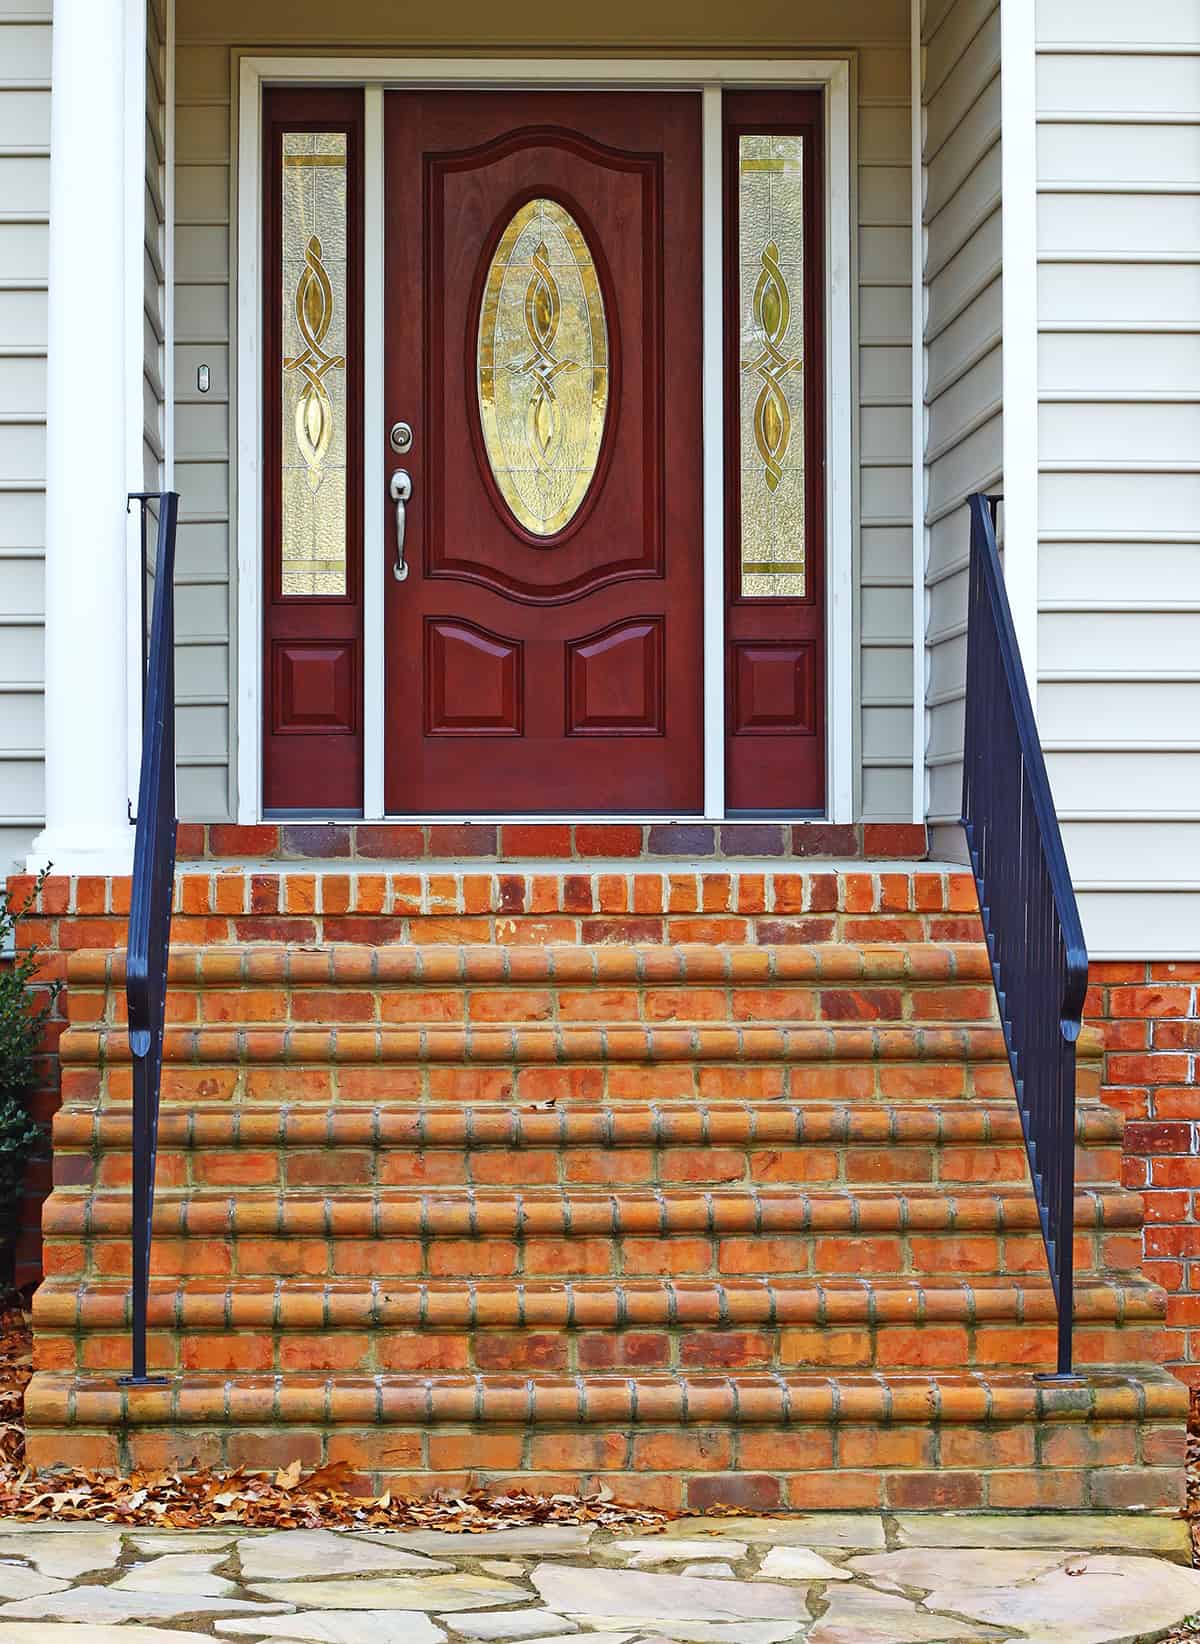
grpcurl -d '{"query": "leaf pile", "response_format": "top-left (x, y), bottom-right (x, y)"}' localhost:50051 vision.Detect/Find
top-left (0, 1306), bottom-right (671, 1530)
top-left (0, 1461), bottom-right (670, 1531)
top-left (0, 1305), bottom-right (669, 1530)
top-left (0, 1305), bottom-right (31, 1470)
top-left (1176, 1387), bottom-right (1196, 1565)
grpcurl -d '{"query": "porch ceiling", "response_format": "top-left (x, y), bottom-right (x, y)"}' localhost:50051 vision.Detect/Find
top-left (175, 0), bottom-right (909, 51)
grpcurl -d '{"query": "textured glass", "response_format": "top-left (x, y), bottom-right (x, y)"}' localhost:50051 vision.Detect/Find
top-left (738, 135), bottom-right (806, 598)
top-left (478, 198), bottom-right (609, 537)
top-left (280, 131), bottom-right (347, 596)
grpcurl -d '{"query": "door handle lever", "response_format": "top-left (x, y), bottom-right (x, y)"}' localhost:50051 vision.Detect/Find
top-left (390, 469), bottom-right (412, 581)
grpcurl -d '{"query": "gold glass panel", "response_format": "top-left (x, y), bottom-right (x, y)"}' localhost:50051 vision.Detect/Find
top-left (738, 135), bottom-right (806, 598)
top-left (280, 131), bottom-right (347, 596)
top-left (478, 198), bottom-right (609, 537)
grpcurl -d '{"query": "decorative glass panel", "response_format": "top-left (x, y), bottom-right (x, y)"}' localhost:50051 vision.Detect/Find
top-left (738, 134), bottom-right (806, 598)
top-left (280, 131), bottom-right (347, 596)
top-left (477, 198), bottom-right (609, 538)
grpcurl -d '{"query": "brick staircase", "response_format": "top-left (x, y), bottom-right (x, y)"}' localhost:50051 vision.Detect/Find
top-left (26, 864), bottom-right (1186, 1509)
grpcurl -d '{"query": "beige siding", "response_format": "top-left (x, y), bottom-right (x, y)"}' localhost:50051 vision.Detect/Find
top-left (859, 47), bottom-right (917, 820)
top-left (1036, 0), bottom-right (1200, 955)
top-left (921, 0), bottom-right (1004, 834)
top-left (173, 0), bottom-right (915, 821)
top-left (0, 2), bottom-right (51, 872)
top-left (173, 35), bottom-right (231, 819)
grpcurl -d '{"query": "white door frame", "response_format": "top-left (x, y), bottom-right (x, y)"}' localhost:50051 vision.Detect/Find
top-left (235, 55), bottom-right (853, 824)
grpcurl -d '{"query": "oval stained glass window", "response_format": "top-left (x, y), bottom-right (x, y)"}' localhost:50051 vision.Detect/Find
top-left (477, 198), bottom-right (609, 537)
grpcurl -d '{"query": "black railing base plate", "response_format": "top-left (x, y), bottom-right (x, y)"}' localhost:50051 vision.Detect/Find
top-left (117, 1375), bottom-right (171, 1388)
top-left (1032, 1371), bottom-right (1087, 1385)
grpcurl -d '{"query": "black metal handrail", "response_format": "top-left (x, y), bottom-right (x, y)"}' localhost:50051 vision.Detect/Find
top-left (962, 492), bottom-right (1088, 1377)
top-left (121, 490), bottom-right (180, 1386)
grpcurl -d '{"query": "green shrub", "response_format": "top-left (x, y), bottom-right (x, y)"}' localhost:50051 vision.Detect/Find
top-left (0, 867), bottom-right (60, 1288)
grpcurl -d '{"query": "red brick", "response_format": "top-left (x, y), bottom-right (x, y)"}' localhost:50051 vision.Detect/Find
top-left (575, 824), bottom-right (642, 857)
top-left (209, 824), bottom-right (279, 857)
top-left (687, 1473), bottom-right (782, 1512)
top-left (355, 825), bottom-right (425, 859)
top-left (1124, 1121), bottom-right (1194, 1154)
top-left (1107, 986), bottom-right (1192, 1018)
top-left (427, 824), bottom-right (498, 858)
top-left (500, 825), bottom-right (572, 857)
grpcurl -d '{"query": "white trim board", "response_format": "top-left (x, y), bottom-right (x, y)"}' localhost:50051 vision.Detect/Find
top-left (124, 0), bottom-right (149, 817)
top-left (234, 56), bottom-right (854, 825)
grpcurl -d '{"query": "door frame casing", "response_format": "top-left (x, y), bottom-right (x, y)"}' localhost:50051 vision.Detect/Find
top-left (234, 55), bottom-right (853, 823)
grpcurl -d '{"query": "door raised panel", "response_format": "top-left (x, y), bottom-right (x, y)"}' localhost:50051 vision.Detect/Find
top-left (567, 616), bottom-right (664, 736)
top-left (425, 618), bottom-right (523, 736)
top-left (732, 640), bottom-right (816, 735)
top-left (271, 639), bottom-right (357, 735)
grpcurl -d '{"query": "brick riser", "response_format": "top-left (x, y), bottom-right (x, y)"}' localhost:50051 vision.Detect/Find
top-left (171, 820), bottom-right (929, 863)
top-left (21, 876), bottom-right (1187, 1511)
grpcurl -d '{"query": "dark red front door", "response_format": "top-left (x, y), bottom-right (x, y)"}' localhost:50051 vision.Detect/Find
top-left (383, 92), bottom-right (703, 814)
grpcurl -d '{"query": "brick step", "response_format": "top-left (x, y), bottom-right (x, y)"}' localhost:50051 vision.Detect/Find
top-left (35, 1272), bottom-right (1168, 1333)
top-left (64, 943), bottom-right (999, 1028)
top-left (41, 1184), bottom-right (1145, 1283)
top-left (64, 1022), bottom-right (1021, 1063)
top-left (52, 1102), bottom-right (1123, 1192)
top-left (62, 1019), bottom-right (1110, 1110)
top-left (52, 1099), bottom-right (1125, 1151)
top-left (28, 866), bottom-right (984, 951)
top-left (22, 1366), bottom-right (1187, 1511)
top-left (32, 1274), bottom-right (1172, 1378)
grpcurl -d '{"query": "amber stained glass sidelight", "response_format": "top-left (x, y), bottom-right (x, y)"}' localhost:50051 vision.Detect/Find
top-left (738, 135), bottom-right (806, 599)
top-left (280, 131), bottom-right (348, 596)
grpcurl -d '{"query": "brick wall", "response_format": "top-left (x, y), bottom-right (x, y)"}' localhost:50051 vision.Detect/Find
top-left (1087, 962), bottom-right (1200, 1386)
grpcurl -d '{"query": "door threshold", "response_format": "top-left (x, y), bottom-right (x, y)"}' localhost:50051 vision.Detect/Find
top-left (371, 814), bottom-right (829, 826)
top-left (261, 813), bottom-right (835, 825)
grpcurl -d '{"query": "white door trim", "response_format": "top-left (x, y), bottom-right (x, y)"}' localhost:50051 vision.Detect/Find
top-left (234, 55), bottom-right (853, 824)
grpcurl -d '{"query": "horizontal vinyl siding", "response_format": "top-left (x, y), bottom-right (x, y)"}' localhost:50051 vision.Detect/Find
top-left (173, 37), bottom-right (232, 820)
top-left (921, 0), bottom-right (1003, 828)
top-left (173, 0), bottom-right (915, 822)
top-left (1036, 0), bottom-right (1200, 956)
top-left (859, 49), bottom-right (916, 820)
top-left (0, 2), bottom-right (50, 873)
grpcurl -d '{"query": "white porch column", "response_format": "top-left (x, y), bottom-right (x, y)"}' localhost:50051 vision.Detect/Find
top-left (30, 0), bottom-right (140, 872)
top-left (1000, 0), bottom-right (1040, 709)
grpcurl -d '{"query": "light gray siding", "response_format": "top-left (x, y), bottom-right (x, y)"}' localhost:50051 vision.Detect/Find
top-left (859, 46), bottom-right (918, 820)
top-left (921, 0), bottom-right (1004, 839)
top-left (0, 2), bottom-right (51, 873)
top-left (173, 37), bottom-right (232, 819)
top-left (1036, 0), bottom-right (1200, 955)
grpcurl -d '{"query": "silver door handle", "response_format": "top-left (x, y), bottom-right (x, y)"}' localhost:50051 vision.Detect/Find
top-left (390, 469), bottom-right (412, 581)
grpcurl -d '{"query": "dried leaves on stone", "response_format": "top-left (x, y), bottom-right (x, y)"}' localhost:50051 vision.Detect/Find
top-left (0, 1460), bottom-right (669, 1533)
top-left (0, 1306), bottom-right (673, 1530)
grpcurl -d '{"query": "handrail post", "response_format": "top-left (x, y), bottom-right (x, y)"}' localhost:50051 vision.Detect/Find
top-left (119, 490), bottom-right (179, 1390)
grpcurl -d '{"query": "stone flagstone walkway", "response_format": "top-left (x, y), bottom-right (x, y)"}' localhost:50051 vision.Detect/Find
top-left (0, 1513), bottom-right (1194, 1643)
